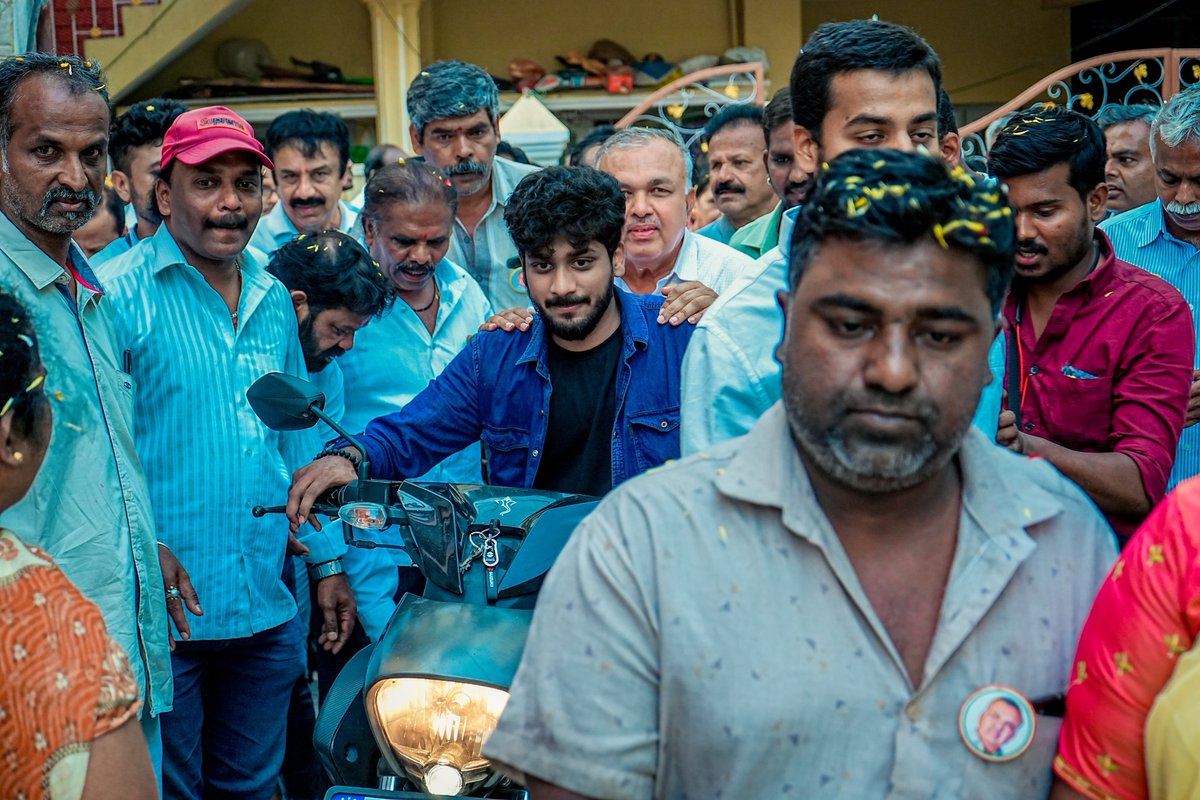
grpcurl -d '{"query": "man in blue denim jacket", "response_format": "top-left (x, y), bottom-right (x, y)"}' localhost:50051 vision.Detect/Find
top-left (285, 166), bottom-right (693, 526)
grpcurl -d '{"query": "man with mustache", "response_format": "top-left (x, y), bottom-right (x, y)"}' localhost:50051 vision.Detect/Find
top-left (695, 105), bottom-right (778, 245)
top-left (483, 149), bottom-right (1117, 800)
top-left (728, 87), bottom-right (808, 259)
top-left (988, 106), bottom-right (1192, 541)
top-left (0, 51), bottom-right (184, 786)
top-left (337, 159), bottom-right (493, 643)
top-left (1102, 85), bottom-right (1200, 489)
top-left (249, 109), bottom-right (357, 255)
top-left (408, 60), bottom-right (540, 311)
top-left (92, 97), bottom-right (186, 266)
top-left (284, 167), bottom-right (694, 529)
top-left (1097, 104), bottom-right (1159, 215)
top-left (101, 106), bottom-right (355, 799)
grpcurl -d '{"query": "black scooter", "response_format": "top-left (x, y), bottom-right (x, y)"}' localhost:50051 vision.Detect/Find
top-left (248, 373), bottom-right (596, 799)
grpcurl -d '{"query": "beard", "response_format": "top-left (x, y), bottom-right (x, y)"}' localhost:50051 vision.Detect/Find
top-left (534, 281), bottom-right (615, 341)
top-left (298, 314), bottom-right (342, 373)
top-left (783, 378), bottom-right (967, 494)
top-left (2, 181), bottom-right (98, 234)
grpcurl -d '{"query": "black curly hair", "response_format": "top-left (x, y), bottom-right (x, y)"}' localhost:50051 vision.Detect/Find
top-left (0, 288), bottom-right (49, 443)
top-left (267, 229), bottom-right (394, 319)
top-left (108, 98), bottom-right (187, 174)
top-left (504, 166), bottom-right (626, 259)
top-left (790, 149), bottom-right (1016, 315)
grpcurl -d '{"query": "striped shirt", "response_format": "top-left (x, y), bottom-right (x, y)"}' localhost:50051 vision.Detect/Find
top-left (102, 225), bottom-right (315, 640)
top-left (1100, 200), bottom-right (1200, 487)
top-left (0, 210), bottom-right (172, 715)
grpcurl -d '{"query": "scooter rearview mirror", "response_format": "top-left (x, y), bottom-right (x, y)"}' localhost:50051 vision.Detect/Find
top-left (246, 372), bottom-right (326, 431)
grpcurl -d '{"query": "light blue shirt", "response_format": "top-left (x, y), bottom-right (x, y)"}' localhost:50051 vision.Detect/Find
top-left (447, 156), bottom-right (540, 311)
top-left (91, 225), bottom-right (140, 268)
top-left (248, 198), bottom-right (359, 256)
top-left (0, 211), bottom-right (172, 715)
top-left (681, 207), bottom-right (1008, 454)
top-left (102, 225), bottom-right (334, 640)
top-left (695, 214), bottom-right (736, 245)
top-left (1100, 199), bottom-right (1200, 487)
top-left (337, 257), bottom-right (492, 639)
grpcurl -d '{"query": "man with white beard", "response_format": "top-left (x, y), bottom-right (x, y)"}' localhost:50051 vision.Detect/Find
top-left (1101, 84), bottom-right (1200, 488)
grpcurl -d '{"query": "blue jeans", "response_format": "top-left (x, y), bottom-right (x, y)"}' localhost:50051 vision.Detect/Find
top-left (161, 621), bottom-right (306, 800)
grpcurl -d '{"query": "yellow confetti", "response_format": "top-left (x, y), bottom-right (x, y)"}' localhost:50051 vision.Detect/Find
top-left (1165, 633), bottom-right (1187, 658)
top-left (1076, 93), bottom-right (1094, 111)
top-left (54, 391), bottom-right (64, 402)
top-left (65, 422), bottom-right (84, 432)
top-left (718, 526), bottom-right (728, 542)
top-left (1134, 63), bottom-right (1149, 82)
top-left (0, 398), bottom-right (12, 416)
top-left (932, 223), bottom-right (948, 249)
top-left (1112, 559), bottom-right (1125, 580)
top-left (1097, 754), bottom-right (1119, 774)
top-left (145, 104), bottom-right (155, 111)
top-left (1148, 545), bottom-right (1165, 565)
top-left (1073, 660), bottom-right (1087, 685)
top-left (1114, 652), bottom-right (1133, 674)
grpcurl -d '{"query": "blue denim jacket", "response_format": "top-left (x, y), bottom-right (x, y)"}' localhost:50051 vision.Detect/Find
top-left (348, 288), bottom-right (694, 490)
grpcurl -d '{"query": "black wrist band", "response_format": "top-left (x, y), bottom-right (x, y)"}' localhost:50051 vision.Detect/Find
top-left (316, 447), bottom-right (360, 468)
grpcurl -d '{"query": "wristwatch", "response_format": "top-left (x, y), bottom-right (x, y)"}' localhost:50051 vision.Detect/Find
top-left (307, 558), bottom-right (345, 582)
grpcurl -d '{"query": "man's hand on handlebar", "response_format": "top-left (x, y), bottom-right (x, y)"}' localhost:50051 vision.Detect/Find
top-left (286, 453), bottom-right (359, 533)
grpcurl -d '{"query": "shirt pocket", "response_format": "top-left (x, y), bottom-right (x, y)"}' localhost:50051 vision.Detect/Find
top-left (480, 425), bottom-right (531, 486)
top-left (1039, 371), bottom-right (1113, 451)
top-left (628, 407), bottom-right (681, 474)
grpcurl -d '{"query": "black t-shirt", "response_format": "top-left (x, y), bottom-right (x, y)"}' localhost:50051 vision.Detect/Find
top-left (533, 327), bottom-right (622, 496)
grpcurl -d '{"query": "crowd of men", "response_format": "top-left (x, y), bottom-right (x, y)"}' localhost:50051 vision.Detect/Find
top-left (2, 14), bottom-right (1200, 800)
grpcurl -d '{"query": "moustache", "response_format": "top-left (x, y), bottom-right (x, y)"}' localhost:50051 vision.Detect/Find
top-left (839, 391), bottom-right (936, 427)
top-left (392, 260), bottom-right (435, 278)
top-left (446, 160), bottom-right (487, 177)
top-left (1167, 200), bottom-right (1200, 216)
top-left (289, 196), bottom-right (326, 209)
top-left (1016, 239), bottom-right (1049, 256)
top-left (204, 214), bottom-right (249, 230)
top-left (40, 187), bottom-right (97, 217)
top-left (713, 180), bottom-right (745, 196)
top-left (545, 294), bottom-right (590, 309)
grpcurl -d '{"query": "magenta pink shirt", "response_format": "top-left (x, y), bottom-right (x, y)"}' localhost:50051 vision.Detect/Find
top-left (1004, 231), bottom-right (1195, 538)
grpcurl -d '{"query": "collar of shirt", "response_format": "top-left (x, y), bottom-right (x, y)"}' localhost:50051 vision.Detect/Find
top-left (1006, 229), bottom-right (1120, 318)
top-left (715, 404), bottom-right (1062, 551)
top-left (516, 287), bottom-right (650, 375)
top-left (730, 202), bottom-right (784, 255)
top-left (147, 223), bottom-right (278, 325)
top-left (0, 209), bottom-right (104, 304)
top-left (255, 198), bottom-right (359, 246)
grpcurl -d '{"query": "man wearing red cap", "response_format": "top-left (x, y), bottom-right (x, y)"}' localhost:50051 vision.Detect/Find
top-left (101, 106), bottom-right (356, 799)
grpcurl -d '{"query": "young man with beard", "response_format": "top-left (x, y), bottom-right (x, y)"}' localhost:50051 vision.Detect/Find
top-left (101, 106), bottom-right (356, 799)
top-left (681, 19), bottom-right (945, 454)
top-left (91, 97), bottom-right (186, 266)
top-left (728, 87), bottom-right (809, 259)
top-left (0, 51), bottom-right (185, 783)
top-left (284, 167), bottom-right (694, 526)
top-left (696, 105), bottom-right (779, 245)
top-left (483, 149), bottom-right (1118, 800)
top-left (249, 109), bottom-right (358, 255)
top-left (337, 159), bottom-right (493, 642)
top-left (484, 128), bottom-right (754, 334)
top-left (407, 60), bottom-right (540, 310)
top-left (988, 107), bottom-right (1192, 540)
top-left (1101, 85), bottom-right (1200, 489)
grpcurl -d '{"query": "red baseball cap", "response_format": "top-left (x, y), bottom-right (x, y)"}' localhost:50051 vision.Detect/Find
top-left (160, 106), bottom-right (273, 171)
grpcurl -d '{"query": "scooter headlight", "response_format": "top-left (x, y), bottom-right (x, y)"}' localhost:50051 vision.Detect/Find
top-left (366, 677), bottom-right (509, 795)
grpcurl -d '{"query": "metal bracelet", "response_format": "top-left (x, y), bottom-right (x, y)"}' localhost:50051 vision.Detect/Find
top-left (307, 558), bottom-right (345, 581)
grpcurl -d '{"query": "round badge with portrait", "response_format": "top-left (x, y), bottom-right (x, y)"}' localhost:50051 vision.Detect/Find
top-left (958, 685), bottom-right (1036, 762)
